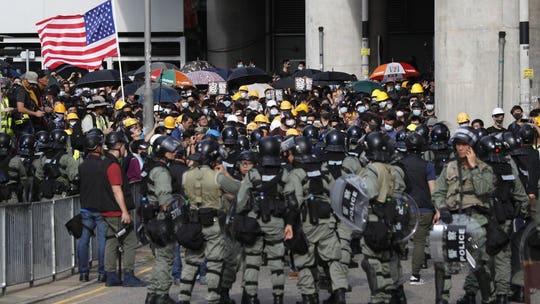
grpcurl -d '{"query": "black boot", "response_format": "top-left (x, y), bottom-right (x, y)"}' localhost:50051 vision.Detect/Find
top-left (390, 285), bottom-right (406, 304)
top-left (220, 288), bottom-right (236, 304)
top-left (495, 294), bottom-right (508, 304)
top-left (273, 294), bottom-right (283, 304)
top-left (145, 293), bottom-right (157, 304)
top-left (335, 288), bottom-right (346, 304)
top-left (297, 294), bottom-right (317, 304)
top-left (154, 294), bottom-right (177, 304)
top-left (322, 292), bottom-right (334, 304)
top-left (241, 292), bottom-right (259, 304)
top-left (509, 285), bottom-right (524, 303)
top-left (456, 292), bottom-right (476, 304)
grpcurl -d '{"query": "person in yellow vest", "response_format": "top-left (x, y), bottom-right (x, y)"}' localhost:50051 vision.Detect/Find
top-left (81, 96), bottom-right (111, 134)
top-left (0, 83), bottom-right (14, 137)
top-left (66, 113), bottom-right (85, 158)
top-left (14, 72), bottom-right (45, 137)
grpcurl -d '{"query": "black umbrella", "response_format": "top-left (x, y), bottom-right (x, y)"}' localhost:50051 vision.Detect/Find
top-left (133, 62), bottom-right (179, 77)
top-left (53, 64), bottom-right (88, 79)
top-left (0, 59), bottom-right (11, 69)
top-left (76, 70), bottom-right (131, 88)
top-left (123, 82), bottom-right (144, 95)
top-left (272, 76), bottom-right (295, 89)
top-left (227, 67), bottom-right (272, 87)
top-left (312, 71), bottom-right (356, 83)
top-left (292, 68), bottom-right (321, 77)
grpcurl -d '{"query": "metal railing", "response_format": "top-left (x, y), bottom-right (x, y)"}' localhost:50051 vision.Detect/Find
top-left (0, 196), bottom-right (100, 295)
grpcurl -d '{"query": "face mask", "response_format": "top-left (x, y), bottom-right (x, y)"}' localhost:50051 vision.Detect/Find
top-left (513, 113), bottom-right (522, 120)
top-left (237, 64), bottom-right (244, 68)
top-left (307, 120), bottom-right (313, 125)
top-left (110, 91), bottom-right (117, 98)
top-left (300, 116), bottom-right (307, 122)
top-left (314, 92), bottom-right (319, 97)
top-left (339, 107), bottom-right (348, 114)
top-left (56, 113), bottom-right (64, 120)
top-left (396, 111), bottom-right (404, 117)
top-left (224, 113), bottom-right (230, 119)
top-left (181, 102), bottom-right (189, 108)
top-left (379, 101), bottom-right (387, 108)
top-left (386, 103), bottom-right (393, 109)
top-left (240, 92), bottom-right (248, 99)
top-left (188, 101), bottom-right (196, 107)
top-left (163, 109), bottom-right (170, 115)
top-left (298, 66), bottom-right (304, 71)
top-left (166, 129), bottom-right (172, 134)
top-left (384, 123), bottom-right (393, 131)
top-left (412, 109), bottom-right (422, 116)
top-left (426, 104), bottom-right (434, 111)
top-left (265, 94), bottom-right (273, 100)
top-left (69, 121), bottom-right (77, 127)
top-left (270, 108), bottom-right (279, 116)
top-left (395, 84), bottom-right (401, 91)
top-left (140, 152), bottom-right (148, 160)
top-left (223, 101), bottom-right (231, 107)
top-left (357, 106), bottom-right (367, 113)
top-left (59, 91), bottom-right (66, 97)
top-left (495, 118), bottom-right (504, 126)
top-left (285, 119), bottom-right (295, 127)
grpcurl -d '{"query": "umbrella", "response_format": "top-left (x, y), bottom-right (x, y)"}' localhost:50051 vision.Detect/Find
top-left (135, 84), bottom-right (180, 103)
top-left (123, 82), bottom-right (144, 96)
top-left (247, 83), bottom-right (273, 97)
top-left (0, 59), bottom-right (11, 69)
top-left (151, 69), bottom-right (193, 87)
top-left (180, 60), bottom-right (214, 73)
top-left (351, 80), bottom-right (384, 94)
top-left (204, 67), bottom-right (232, 81)
top-left (227, 67), bottom-right (272, 87)
top-left (133, 62), bottom-right (179, 77)
top-left (76, 70), bottom-right (131, 88)
top-left (312, 71), bottom-right (356, 83)
top-left (186, 70), bottom-right (225, 86)
top-left (369, 62), bottom-right (419, 81)
top-left (53, 64), bottom-right (88, 79)
top-left (292, 68), bottom-right (321, 77)
top-left (271, 76), bottom-right (295, 89)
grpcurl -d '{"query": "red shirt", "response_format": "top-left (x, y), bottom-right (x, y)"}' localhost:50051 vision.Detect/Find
top-left (101, 162), bottom-right (123, 217)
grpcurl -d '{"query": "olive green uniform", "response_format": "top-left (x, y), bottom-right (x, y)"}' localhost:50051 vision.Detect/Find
top-left (236, 168), bottom-right (290, 298)
top-left (432, 159), bottom-right (495, 303)
top-left (179, 165), bottom-right (239, 304)
top-left (0, 155), bottom-right (27, 203)
top-left (35, 152), bottom-right (79, 199)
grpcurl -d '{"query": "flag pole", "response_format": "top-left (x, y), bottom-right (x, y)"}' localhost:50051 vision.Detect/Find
top-left (110, 0), bottom-right (125, 103)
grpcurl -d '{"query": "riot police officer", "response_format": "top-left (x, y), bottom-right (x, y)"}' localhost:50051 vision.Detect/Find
top-left (424, 123), bottom-right (452, 177)
top-left (18, 134), bottom-right (38, 202)
top-left (178, 138), bottom-right (239, 304)
top-left (432, 126), bottom-right (495, 304)
top-left (222, 126), bottom-right (240, 176)
top-left (236, 136), bottom-right (288, 304)
top-left (0, 133), bottom-right (26, 203)
top-left (283, 136), bottom-right (348, 304)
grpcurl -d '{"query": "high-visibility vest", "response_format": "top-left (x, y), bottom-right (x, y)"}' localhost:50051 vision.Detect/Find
top-left (0, 96), bottom-right (13, 136)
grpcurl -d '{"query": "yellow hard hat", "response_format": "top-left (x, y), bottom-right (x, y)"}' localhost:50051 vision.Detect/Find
top-left (401, 80), bottom-right (409, 88)
top-left (246, 122), bottom-right (258, 132)
top-left (66, 113), bottom-right (79, 121)
top-left (410, 83), bottom-right (424, 94)
top-left (376, 91), bottom-right (389, 102)
top-left (286, 128), bottom-right (299, 136)
top-left (232, 92), bottom-right (242, 101)
top-left (239, 85), bottom-right (249, 92)
top-left (254, 114), bottom-right (270, 124)
top-left (291, 109), bottom-right (298, 117)
top-left (406, 123), bottom-right (418, 131)
top-left (114, 99), bottom-right (127, 110)
top-left (280, 100), bottom-right (292, 110)
top-left (295, 103), bottom-right (309, 113)
top-left (248, 91), bottom-right (259, 98)
top-left (54, 103), bottom-right (66, 114)
top-left (176, 115), bottom-right (183, 124)
top-left (124, 117), bottom-right (138, 128)
top-left (371, 89), bottom-right (382, 98)
top-left (164, 116), bottom-right (175, 129)
top-left (457, 112), bottom-right (471, 124)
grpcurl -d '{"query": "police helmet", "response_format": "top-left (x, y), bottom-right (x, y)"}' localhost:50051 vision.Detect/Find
top-left (250, 129), bottom-right (265, 148)
top-left (196, 138), bottom-right (222, 165)
top-left (414, 124), bottom-right (430, 145)
top-left (258, 136), bottom-right (281, 166)
top-left (364, 132), bottom-right (393, 162)
top-left (477, 135), bottom-right (506, 163)
top-left (394, 128), bottom-right (409, 153)
top-left (238, 150), bottom-right (258, 163)
top-left (130, 139), bottom-right (150, 153)
top-left (105, 131), bottom-right (127, 150)
top-left (292, 136), bottom-right (313, 163)
top-left (221, 126), bottom-right (239, 146)
top-left (50, 129), bottom-right (68, 150)
top-left (0, 133), bottom-right (12, 156)
top-left (474, 127), bottom-right (489, 141)
top-left (84, 128), bottom-right (104, 151)
top-left (495, 131), bottom-right (521, 153)
top-left (429, 123), bottom-right (450, 150)
top-left (324, 129), bottom-right (347, 152)
top-left (346, 125), bottom-right (365, 145)
top-left (35, 130), bottom-right (52, 152)
top-left (302, 125), bottom-right (320, 144)
top-left (405, 132), bottom-right (425, 153)
top-left (153, 136), bottom-right (181, 158)
top-left (450, 126), bottom-right (478, 147)
top-left (18, 134), bottom-right (36, 157)
top-left (518, 123), bottom-right (537, 144)
top-left (237, 135), bottom-right (250, 152)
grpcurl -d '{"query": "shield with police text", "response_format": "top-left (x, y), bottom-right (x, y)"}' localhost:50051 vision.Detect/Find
top-left (391, 192), bottom-right (419, 243)
top-left (330, 174), bottom-right (370, 233)
top-left (519, 221), bottom-right (540, 304)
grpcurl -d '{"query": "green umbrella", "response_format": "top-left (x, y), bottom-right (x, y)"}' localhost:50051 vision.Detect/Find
top-left (351, 80), bottom-right (383, 94)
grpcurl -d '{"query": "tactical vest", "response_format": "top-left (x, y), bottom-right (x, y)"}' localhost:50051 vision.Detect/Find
top-left (366, 162), bottom-right (394, 203)
top-left (324, 152), bottom-right (346, 180)
top-left (430, 149), bottom-right (452, 176)
top-left (143, 158), bottom-right (171, 202)
top-left (444, 160), bottom-right (488, 210)
top-left (249, 166), bottom-right (286, 221)
top-left (0, 97), bottom-right (12, 136)
top-left (398, 154), bottom-right (432, 209)
top-left (490, 162), bottom-right (515, 220)
top-left (183, 165), bottom-right (222, 209)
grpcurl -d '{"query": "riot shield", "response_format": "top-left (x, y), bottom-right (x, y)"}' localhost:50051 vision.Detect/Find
top-left (330, 174), bottom-right (370, 233)
top-left (391, 192), bottom-right (419, 243)
top-left (429, 214), bottom-right (483, 273)
top-left (519, 221), bottom-right (540, 304)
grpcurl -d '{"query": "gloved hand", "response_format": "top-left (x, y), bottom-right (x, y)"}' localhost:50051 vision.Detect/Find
top-left (439, 208), bottom-right (453, 224)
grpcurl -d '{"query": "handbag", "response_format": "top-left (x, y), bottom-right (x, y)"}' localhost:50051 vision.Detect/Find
top-left (65, 213), bottom-right (94, 239)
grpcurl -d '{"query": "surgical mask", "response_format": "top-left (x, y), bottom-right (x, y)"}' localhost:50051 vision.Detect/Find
top-left (339, 107), bottom-right (348, 114)
top-left (224, 113), bottom-right (230, 119)
top-left (285, 119), bottom-right (295, 127)
top-left (357, 106), bottom-right (367, 113)
top-left (386, 103), bottom-right (393, 110)
top-left (110, 91), bottom-right (117, 98)
top-left (426, 104), bottom-right (434, 111)
top-left (314, 92), bottom-right (319, 97)
top-left (396, 110), bottom-right (404, 117)
top-left (394, 84), bottom-right (401, 91)
top-left (265, 94), bottom-right (273, 100)
top-left (163, 109), bottom-right (170, 115)
top-left (270, 108), bottom-right (279, 116)
top-left (240, 92), bottom-right (248, 99)
top-left (59, 91), bottom-right (66, 97)
top-left (412, 109), bottom-right (422, 116)
top-left (237, 64), bottom-right (244, 68)
top-left (56, 113), bottom-right (64, 120)
top-left (166, 129), bottom-right (172, 134)
top-left (298, 66), bottom-right (304, 71)
top-left (384, 123), bottom-right (393, 131)
top-left (494, 118), bottom-right (504, 126)
top-left (181, 102), bottom-right (189, 108)
top-left (69, 121), bottom-right (77, 127)
top-left (379, 101), bottom-right (387, 108)
top-left (513, 113), bottom-right (522, 120)
top-left (300, 116), bottom-right (307, 122)
top-left (223, 100), bottom-right (231, 107)
top-left (203, 108), bottom-right (209, 115)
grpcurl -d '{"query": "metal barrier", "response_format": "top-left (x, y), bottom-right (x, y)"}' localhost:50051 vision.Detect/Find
top-left (0, 196), bottom-right (100, 295)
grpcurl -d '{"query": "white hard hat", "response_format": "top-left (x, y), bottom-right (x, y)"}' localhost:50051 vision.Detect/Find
top-left (492, 107), bottom-right (505, 116)
top-left (266, 100), bottom-right (277, 108)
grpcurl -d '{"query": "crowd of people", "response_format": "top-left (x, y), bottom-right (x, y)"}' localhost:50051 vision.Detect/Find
top-left (0, 66), bottom-right (539, 304)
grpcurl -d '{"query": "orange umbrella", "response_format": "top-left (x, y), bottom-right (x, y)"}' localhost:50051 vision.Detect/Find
top-left (151, 69), bottom-right (193, 87)
top-left (369, 62), bottom-right (419, 81)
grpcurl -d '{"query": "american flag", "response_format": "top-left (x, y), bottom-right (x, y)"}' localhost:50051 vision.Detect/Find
top-left (36, 0), bottom-right (118, 71)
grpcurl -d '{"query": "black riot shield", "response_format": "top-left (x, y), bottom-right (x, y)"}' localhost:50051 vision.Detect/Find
top-left (330, 174), bottom-right (370, 233)
top-left (391, 192), bottom-right (419, 244)
top-left (519, 221), bottom-right (540, 304)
